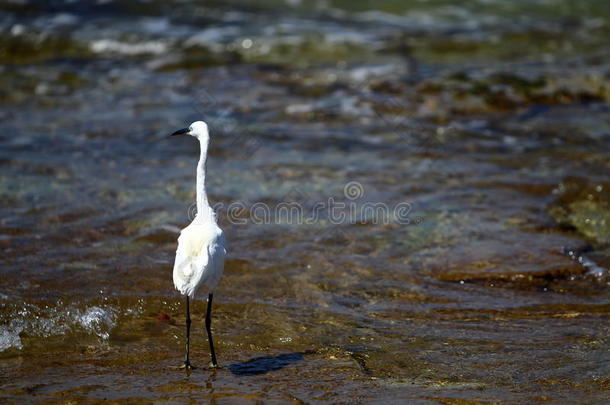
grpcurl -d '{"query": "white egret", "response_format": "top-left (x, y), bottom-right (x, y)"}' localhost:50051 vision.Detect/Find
top-left (170, 121), bottom-right (226, 370)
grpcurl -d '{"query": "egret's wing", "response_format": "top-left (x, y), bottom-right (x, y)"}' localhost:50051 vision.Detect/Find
top-left (172, 224), bottom-right (210, 297)
top-left (201, 231), bottom-right (226, 290)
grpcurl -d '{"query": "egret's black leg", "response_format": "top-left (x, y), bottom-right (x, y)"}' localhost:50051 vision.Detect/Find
top-left (179, 296), bottom-right (196, 370)
top-left (205, 293), bottom-right (218, 367)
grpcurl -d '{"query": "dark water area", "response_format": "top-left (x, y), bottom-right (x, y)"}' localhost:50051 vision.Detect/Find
top-left (1, 0), bottom-right (610, 403)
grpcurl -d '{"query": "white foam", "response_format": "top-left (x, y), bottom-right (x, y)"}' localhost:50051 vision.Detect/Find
top-left (0, 303), bottom-right (118, 352)
top-left (0, 324), bottom-right (23, 352)
top-left (90, 39), bottom-right (168, 55)
top-left (76, 306), bottom-right (116, 339)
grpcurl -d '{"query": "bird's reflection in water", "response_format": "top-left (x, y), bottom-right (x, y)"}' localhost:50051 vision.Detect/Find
top-left (205, 370), bottom-right (218, 405)
top-left (228, 352), bottom-right (305, 376)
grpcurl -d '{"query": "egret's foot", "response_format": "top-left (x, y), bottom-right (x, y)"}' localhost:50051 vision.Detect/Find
top-left (177, 361), bottom-right (197, 371)
top-left (209, 361), bottom-right (220, 369)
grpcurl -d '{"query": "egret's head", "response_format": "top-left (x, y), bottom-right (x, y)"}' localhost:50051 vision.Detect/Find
top-left (171, 121), bottom-right (209, 140)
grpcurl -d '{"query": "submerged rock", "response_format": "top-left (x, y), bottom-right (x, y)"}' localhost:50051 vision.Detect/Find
top-left (549, 177), bottom-right (610, 246)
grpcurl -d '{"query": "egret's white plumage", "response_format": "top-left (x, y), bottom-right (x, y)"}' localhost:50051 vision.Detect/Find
top-left (170, 120), bottom-right (226, 369)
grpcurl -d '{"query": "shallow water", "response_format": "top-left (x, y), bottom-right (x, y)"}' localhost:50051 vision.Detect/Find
top-left (1, 0), bottom-right (610, 403)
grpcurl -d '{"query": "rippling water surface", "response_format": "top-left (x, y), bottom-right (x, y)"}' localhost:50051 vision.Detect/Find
top-left (1, 0), bottom-right (609, 403)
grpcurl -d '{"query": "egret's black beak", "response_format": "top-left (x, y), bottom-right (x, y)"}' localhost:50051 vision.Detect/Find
top-left (170, 128), bottom-right (190, 137)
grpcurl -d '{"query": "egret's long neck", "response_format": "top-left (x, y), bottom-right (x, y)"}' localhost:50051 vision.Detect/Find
top-left (196, 137), bottom-right (210, 219)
